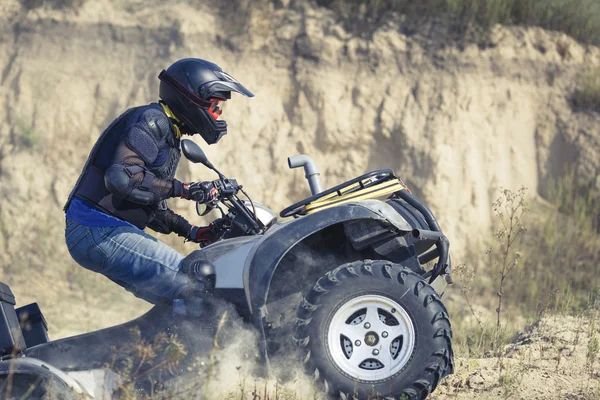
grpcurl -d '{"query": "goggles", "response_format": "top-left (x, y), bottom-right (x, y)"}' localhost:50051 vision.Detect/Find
top-left (207, 98), bottom-right (226, 120)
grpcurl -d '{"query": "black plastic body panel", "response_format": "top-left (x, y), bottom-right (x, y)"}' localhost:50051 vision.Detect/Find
top-left (246, 203), bottom-right (402, 313)
top-left (24, 306), bottom-right (214, 373)
top-left (16, 303), bottom-right (49, 348)
top-left (0, 282), bottom-right (26, 356)
top-left (387, 198), bottom-right (434, 254)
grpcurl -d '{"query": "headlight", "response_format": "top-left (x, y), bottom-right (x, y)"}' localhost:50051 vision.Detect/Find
top-left (242, 201), bottom-right (278, 228)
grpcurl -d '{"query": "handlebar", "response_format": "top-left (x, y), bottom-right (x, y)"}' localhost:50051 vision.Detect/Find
top-left (198, 177), bottom-right (264, 240)
top-left (213, 178), bottom-right (240, 197)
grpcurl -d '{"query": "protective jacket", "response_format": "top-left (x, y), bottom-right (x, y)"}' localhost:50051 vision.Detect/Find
top-left (64, 103), bottom-right (191, 236)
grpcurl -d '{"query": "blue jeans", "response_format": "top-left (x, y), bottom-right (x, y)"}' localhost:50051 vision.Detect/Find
top-left (65, 219), bottom-right (185, 305)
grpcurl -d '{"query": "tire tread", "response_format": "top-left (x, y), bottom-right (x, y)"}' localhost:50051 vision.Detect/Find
top-left (295, 260), bottom-right (454, 400)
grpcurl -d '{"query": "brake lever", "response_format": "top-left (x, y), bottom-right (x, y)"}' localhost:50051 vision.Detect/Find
top-left (215, 178), bottom-right (241, 198)
top-left (199, 202), bottom-right (216, 216)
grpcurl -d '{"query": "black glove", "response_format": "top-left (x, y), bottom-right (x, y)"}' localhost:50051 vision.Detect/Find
top-left (180, 181), bottom-right (219, 204)
top-left (187, 225), bottom-right (216, 247)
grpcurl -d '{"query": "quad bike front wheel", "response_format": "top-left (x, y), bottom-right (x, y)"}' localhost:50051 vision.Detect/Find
top-left (294, 260), bottom-right (453, 400)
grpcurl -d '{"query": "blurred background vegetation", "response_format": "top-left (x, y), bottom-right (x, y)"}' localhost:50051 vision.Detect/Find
top-left (22, 0), bottom-right (600, 46)
top-left (315, 0), bottom-right (600, 44)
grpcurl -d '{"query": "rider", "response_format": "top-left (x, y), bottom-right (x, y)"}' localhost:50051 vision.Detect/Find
top-left (63, 58), bottom-right (253, 305)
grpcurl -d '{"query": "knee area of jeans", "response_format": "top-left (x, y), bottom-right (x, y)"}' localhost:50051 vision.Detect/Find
top-left (68, 247), bottom-right (107, 273)
top-left (126, 284), bottom-right (171, 306)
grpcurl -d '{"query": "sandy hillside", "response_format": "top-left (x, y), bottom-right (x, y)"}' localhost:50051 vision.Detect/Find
top-left (436, 314), bottom-right (600, 400)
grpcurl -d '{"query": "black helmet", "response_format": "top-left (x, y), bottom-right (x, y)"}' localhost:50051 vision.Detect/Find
top-left (158, 58), bottom-right (254, 144)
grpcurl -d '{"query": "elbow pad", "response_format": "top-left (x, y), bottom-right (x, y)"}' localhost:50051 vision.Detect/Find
top-left (105, 165), bottom-right (130, 197)
top-left (129, 188), bottom-right (157, 205)
top-left (105, 165), bottom-right (157, 205)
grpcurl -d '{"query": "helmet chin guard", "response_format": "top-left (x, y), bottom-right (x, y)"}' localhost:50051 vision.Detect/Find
top-left (158, 58), bottom-right (254, 144)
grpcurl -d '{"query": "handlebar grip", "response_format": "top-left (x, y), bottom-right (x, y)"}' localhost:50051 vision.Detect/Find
top-left (214, 178), bottom-right (239, 197)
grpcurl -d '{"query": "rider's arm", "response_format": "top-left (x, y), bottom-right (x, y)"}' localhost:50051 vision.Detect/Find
top-left (147, 202), bottom-right (215, 243)
top-left (103, 109), bottom-right (185, 206)
top-left (147, 202), bottom-right (193, 238)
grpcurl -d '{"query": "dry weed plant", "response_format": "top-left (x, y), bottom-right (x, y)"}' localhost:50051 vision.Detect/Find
top-left (485, 188), bottom-right (529, 392)
top-left (587, 314), bottom-right (599, 369)
top-left (586, 292), bottom-right (600, 374)
top-left (203, 310), bottom-right (228, 399)
top-left (452, 188), bottom-right (527, 358)
top-left (111, 327), bottom-right (188, 399)
top-left (489, 187), bottom-right (527, 333)
top-left (3, 348), bottom-right (17, 399)
top-left (498, 357), bottom-right (527, 399)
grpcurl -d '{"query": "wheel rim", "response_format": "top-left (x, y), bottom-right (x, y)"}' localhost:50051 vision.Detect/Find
top-left (326, 294), bottom-right (415, 382)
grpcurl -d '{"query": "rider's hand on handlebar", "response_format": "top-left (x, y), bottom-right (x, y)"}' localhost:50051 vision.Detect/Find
top-left (187, 218), bottom-right (232, 247)
top-left (180, 181), bottom-right (218, 204)
top-left (187, 225), bottom-right (216, 246)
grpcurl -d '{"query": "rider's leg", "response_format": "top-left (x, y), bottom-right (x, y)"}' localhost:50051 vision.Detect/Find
top-left (65, 219), bottom-right (187, 304)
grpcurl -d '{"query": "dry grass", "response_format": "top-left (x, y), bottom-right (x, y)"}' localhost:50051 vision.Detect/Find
top-left (324, 0), bottom-right (600, 41)
top-left (20, 0), bottom-right (600, 46)
top-left (19, 0), bottom-right (86, 11)
top-left (313, 0), bottom-right (600, 44)
top-left (450, 188), bottom-right (529, 359)
top-left (451, 169), bottom-right (600, 364)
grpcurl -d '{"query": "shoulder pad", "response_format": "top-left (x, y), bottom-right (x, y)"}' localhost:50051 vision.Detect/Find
top-left (139, 109), bottom-right (172, 141)
top-left (125, 109), bottom-right (173, 165)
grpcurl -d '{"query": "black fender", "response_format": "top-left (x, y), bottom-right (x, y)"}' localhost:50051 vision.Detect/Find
top-left (23, 306), bottom-right (175, 371)
top-left (0, 357), bottom-right (87, 397)
top-left (245, 200), bottom-right (413, 315)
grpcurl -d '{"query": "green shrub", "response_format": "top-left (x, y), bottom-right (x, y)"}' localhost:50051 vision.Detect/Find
top-left (14, 120), bottom-right (42, 148)
top-left (547, 167), bottom-right (600, 231)
top-left (574, 68), bottom-right (600, 113)
top-left (19, 0), bottom-right (86, 11)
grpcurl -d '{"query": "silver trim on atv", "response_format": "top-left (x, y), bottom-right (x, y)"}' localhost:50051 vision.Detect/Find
top-left (348, 200), bottom-right (413, 233)
top-left (327, 294), bottom-right (415, 382)
top-left (242, 200), bottom-right (277, 228)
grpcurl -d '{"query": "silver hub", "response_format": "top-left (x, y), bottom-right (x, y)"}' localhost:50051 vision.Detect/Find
top-left (364, 331), bottom-right (379, 346)
top-left (327, 294), bottom-right (415, 381)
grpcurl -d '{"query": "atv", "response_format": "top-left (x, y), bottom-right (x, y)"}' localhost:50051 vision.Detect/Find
top-left (0, 139), bottom-right (453, 399)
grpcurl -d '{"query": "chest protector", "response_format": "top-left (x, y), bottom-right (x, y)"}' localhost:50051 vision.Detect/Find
top-left (64, 104), bottom-right (181, 229)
